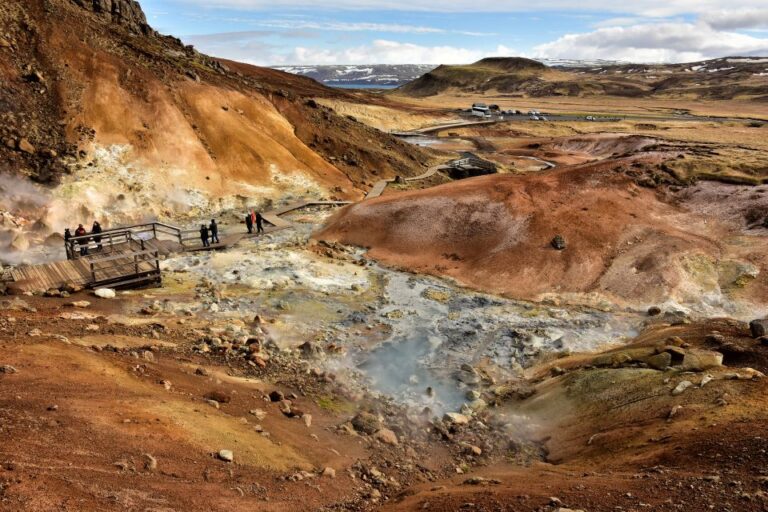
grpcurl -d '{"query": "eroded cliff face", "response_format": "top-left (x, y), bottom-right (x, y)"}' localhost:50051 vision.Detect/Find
top-left (70, 0), bottom-right (152, 34)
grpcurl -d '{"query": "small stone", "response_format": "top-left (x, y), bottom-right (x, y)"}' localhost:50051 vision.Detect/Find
top-left (143, 454), bottom-right (157, 471)
top-left (195, 367), bottom-right (209, 376)
top-left (668, 405), bottom-right (682, 419)
top-left (700, 374), bottom-right (714, 387)
top-left (17, 138), bottom-right (35, 154)
top-left (206, 400), bottom-right (220, 409)
top-left (269, 390), bottom-right (284, 402)
top-left (47, 404), bottom-right (59, 411)
top-left (161, 380), bottom-right (172, 391)
top-left (443, 412), bottom-right (470, 425)
top-left (218, 449), bottom-right (234, 462)
top-left (373, 428), bottom-right (399, 446)
top-left (0, 365), bottom-right (18, 374)
top-left (551, 234), bottom-right (566, 250)
top-left (467, 445), bottom-right (482, 456)
top-left (322, 467), bottom-right (336, 478)
top-left (94, 288), bottom-right (116, 299)
top-left (66, 300), bottom-right (91, 309)
top-left (205, 390), bottom-right (231, 403)
top-left (302, 414), bottom-right (312, 427)
top-left (249, 408), bottom-right (267, 420)
top-left (647, 306), bottom-right (662, 316)
top-left (672, 380), bottom-right (693, 396)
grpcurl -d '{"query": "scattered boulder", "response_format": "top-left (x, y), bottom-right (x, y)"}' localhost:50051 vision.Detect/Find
top-left (551, 234), bottom-right (566, 250)
top-left (373, 428), bottom-right (399, 446)
top-left (217, 449), bottom-right (234, 462)
top-left (647, 306), bottom-right (662, 316)
top-left (321, 466), bottom-right (336, 478)
top-left (672, 380), bottom-right (693, 396)
top-left (351, 411), bottom-right (381, 435)
top-left (94, 288), bottom-right (116, 299)
top-left (66, 301), bottom-right (91, 308)
top-left (250, 408), bottom-right (267, 420)
top-left (0, 365), bottom-right (18, 374)
top-left (204, 391), bottom-right (231, 404)
top-left (17, 138), bottom-right (35, 154)
top-left (299, 341), bottom-right (323, 358)
top-left (644, 351), bottom-right (672, 370)
top-left (463, 476), bottom-right (500, 485)
top-left (681, 350), bottom-right (723, 371)
top-left (443, 412), bottom-right (470, 425)
top-left (269, 390), bottom-right (285, 402)
top-left (750, 319), bottom-right (768, 338)
top-left (143, 453), bottom-right (157, 471)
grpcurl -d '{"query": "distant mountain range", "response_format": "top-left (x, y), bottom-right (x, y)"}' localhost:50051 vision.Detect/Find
top-left (273, 60), bottom-right (627, 88)
top-left (272, 65), bottom-right (437, 87)
top-left (395, 56), bottom-right (768, 100)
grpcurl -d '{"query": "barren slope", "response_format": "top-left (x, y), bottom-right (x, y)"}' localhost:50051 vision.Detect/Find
top-left (316, 163), bottom-right (768, 310)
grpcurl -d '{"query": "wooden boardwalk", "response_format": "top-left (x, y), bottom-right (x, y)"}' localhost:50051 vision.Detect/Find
top-left (6, 200), bottom-right (350, 293)
top-left (365, 165), bottom-right (447, 200)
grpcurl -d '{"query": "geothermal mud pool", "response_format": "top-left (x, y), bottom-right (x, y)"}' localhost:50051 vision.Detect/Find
top-left (153, 207), bottom-right (646, 415)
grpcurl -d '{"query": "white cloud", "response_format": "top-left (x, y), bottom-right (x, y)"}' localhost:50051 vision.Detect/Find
top-left (702, 9), bottom-right (768, 30)
top-left (171, 0), bottom-right (768, 18)
top-left (257, 20), bottom-right (494, 36)
top-left (267, 40), bottom-right (515, 65)
top-left (534, 22), bottom-right (768, 62)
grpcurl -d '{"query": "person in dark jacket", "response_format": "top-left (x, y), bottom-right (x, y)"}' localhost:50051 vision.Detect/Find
top-left (256, 212), bottom-right (264, 234)
top-left (245, 212), bottom-right (253, 233)
top-left (91, 221), bottom-right (103, 251)
top-left (74, 224), bottom-right (88, 256)
top-left (200, 224), bottom-right (210, 247)
top-left (209, 219), bottom-right (220, 244)
top-left (64, 228), bottom-right (72, 258)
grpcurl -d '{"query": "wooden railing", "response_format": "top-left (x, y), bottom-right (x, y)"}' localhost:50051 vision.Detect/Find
top-left (88, 249), bottom-right (161, 288)
top-left (65, 222), bottom-right (184, 260)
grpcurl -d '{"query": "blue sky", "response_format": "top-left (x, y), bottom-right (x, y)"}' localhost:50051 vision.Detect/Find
top-left (139, 0), bottom-right (768, 65)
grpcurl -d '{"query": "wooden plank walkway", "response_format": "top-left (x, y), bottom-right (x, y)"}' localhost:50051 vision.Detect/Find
top-left (365, 165), bottom-right (447, 200)
top-left (6, 200), bottom-right (351, 292)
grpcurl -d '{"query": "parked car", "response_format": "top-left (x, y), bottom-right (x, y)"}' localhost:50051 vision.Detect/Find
top-left (586, 116), bottom-right (595, 121)
top-left (529, 115), bottom-right (540, 121)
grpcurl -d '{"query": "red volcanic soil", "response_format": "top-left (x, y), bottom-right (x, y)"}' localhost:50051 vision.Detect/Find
top-left (315, 161), bottom-right (766, 306)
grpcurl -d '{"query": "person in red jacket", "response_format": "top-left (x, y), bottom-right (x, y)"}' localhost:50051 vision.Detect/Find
top-left (74, 224), bottom-right (88, 256)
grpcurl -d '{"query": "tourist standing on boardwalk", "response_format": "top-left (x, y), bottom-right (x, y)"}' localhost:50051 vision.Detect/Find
top-left (74, 224), bottom-right (88, 256)
top-left (209, 219), bottom-right (220, 244)
top-left (256, 212), bottom-right (264, 234)
top-left (245, 212), bottom-right (253, 233)
top-left (64, 228), bottom-right (72, 258)
top-left (200, 224), bottom-right (210, 247)
top-left (91, 221), bottom-right (103, 251)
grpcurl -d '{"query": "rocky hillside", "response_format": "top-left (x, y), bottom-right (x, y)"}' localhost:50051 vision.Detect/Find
top-left (0, 0), bottom-right (434, 189)
top-left (396, 56), bottom-right (768, 100)
top-left (0, 0), bottom-right (437, 261)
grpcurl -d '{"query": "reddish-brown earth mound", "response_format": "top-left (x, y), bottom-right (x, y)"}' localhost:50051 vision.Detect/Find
top-left (316, 162), bottom-right (767, 307)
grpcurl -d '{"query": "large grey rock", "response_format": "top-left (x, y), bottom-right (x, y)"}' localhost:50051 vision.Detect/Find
top-left (750, 319), bottom-right (768, 338)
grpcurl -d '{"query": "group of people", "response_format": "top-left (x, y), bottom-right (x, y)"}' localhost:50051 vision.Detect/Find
top-left (199, 219), bottom-right (220, 248)
top-left (63, 212), bottom-right (266, 255)
top-left (245, 210), bottom-right (265, 235)
top-left (199, 211), bottom-right (264, 247)
top-left (64, 221), bottom-right (103, 256)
